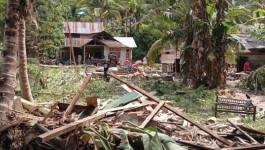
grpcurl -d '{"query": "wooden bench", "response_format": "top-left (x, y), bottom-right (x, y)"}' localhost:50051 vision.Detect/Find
top-left (215, 96), bottom-right (256, 121)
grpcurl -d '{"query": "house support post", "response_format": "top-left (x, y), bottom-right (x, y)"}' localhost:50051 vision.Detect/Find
top-left (83, 46), bottom-right (86, 64)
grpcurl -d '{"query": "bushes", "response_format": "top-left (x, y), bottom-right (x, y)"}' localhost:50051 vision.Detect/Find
top-left (241, 65), bottom-right (265, 91)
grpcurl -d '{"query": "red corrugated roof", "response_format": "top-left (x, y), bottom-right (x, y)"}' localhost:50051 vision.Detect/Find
top-left (100, 40), bottom-right (127, 48)
top-left (64, 22), bottom-right (104, 34)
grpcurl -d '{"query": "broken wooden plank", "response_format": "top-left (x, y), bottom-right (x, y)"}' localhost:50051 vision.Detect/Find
top-left (175, 139), bottom-right (215, 150)
top-left (238, 125), bottom-right (265, 135)
top-left (109, 73), bottom-right (234, 146)
top-left (220, 144), bottom-right (265, 150)
top-left (33, 124), bottom-right (64, 149)
top-left (42, 103), bottom-right (58, 123)
top-left (38, 113), bottom-right (106, 142)
top-left (78, 105), bottom-right (97, 120)
top-left (121, 84), bottom-right (133, 92)
top-left (64, 74), bottom-right (92, 117)
top-left (86, 97), bottom-right (98, 107)
top-left (140, 101), bottom-right (165, 128)
top-left (58, 103), bottom-right (87, 113)
top-left (227, 119), bottom-right (259, 144)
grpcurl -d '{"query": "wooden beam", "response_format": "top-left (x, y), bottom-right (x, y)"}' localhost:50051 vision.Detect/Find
top-left (220, 144), bottom-right (265, 150)
top-left (42, 103), bottom-right (58, 123)
top-left (175, 139), bottom-right (215, 150)
top-left (227, 119), bottom-right (259, 144)
top-left (140, 101), bottom-right (165, 128)
top-left (64, 75), bottom-right (92, 117)
top-left (238, 125), bottom-right (265, 135)
top-left (109, 73), bottom-right (234, 146)
top-left (121, 84), bottom-right (133, 92)
top-left (38, 113), bottom-right (106, 142)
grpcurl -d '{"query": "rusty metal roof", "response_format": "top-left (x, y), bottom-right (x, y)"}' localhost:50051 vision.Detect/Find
top-left (100, 40), bottom-right (127, 48)
top-left (64, 38), bottom-right (93, 47)
top-left (64, 22), bottom-right (104, 34)
top-left (231, 34), bottom-right (265, 50)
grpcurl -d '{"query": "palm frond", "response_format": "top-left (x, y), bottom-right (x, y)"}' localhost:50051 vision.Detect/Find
top-left (147, 30), bottom-right (183, 63)
top-left (245, 16), bottom-right (265, 25)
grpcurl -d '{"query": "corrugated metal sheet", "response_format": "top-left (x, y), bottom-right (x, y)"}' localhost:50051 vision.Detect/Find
top-left (231, 34), bottom-right (265, 50)
top-left (64, 38), bottom-right (92, 47)
top-left (114, 37), bottom-right (137, 48)
top-left (100, 40), bottom-right (127, 48)
top-left (64, 22), bottom-right (104, 34)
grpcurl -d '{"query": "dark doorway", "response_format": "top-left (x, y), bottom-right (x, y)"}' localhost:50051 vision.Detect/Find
top-left (236, 56), bottom-right (248, 72)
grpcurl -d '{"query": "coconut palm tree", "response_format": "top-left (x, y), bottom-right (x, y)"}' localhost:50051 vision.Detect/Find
top-left (18, 0), bottom-right (34, 102)
top-left (0, 0), bottom-right (21, 124)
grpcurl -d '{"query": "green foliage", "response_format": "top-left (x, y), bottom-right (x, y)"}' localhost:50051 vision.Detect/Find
top-left (22, 66), bottom-right (127, 102)
top-left (226, 8), bottom-right (250, 19)
top-left (142, 79), bottom-right (216, 117)
top-left (83, 122), bottom-right (185, 150)
top-left (241, 65), bottom-right (265, 91)
top-left (242, 117), bottom-right (265, 131)
top-left (26, 0), bottom-right (65, 58)
top-left (0, 0), bottom-right (6, 45)
top-left (225, 48), bottom-right (236, 65)
top-left (131, 31), bottom-right (158, 62)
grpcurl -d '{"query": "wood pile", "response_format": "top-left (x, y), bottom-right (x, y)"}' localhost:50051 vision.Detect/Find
top-left (1, 73), bottom-right (265, 150)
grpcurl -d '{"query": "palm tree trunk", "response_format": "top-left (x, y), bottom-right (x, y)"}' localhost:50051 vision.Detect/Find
top-left (0, 0), bottom-right (20, 124)
top-left (18, 18), bottom-right (34, 101)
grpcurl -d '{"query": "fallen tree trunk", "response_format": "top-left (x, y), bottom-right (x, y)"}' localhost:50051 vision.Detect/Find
top-left (19, 97), bottom-right (50, 115)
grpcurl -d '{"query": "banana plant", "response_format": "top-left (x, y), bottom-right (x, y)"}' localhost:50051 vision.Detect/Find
top-left (82, 121), bottom-right (185, 150)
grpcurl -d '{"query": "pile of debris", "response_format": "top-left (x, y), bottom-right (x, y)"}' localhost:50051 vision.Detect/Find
top-left (1, 73), bottom-right (265, 150)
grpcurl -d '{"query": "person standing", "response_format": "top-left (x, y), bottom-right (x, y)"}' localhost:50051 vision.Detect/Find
top-left (104, 60), bottom-right (110, 81)
top-left (143, 56), bottom-right (147, 72)
top-left (244, 61), bottom-right (250, 74)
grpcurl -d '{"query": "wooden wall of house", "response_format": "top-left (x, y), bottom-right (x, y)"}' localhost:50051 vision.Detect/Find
top-left (56, 48), bottom-right (70, 62)
top-left (247, 54), bottom-right (265, 70)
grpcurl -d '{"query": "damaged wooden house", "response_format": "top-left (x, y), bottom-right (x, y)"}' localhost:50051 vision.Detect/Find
top-left (231, 34), bottom-right (265, 72)
top-left (56, 22), bottom-right (137, 65)
top-left (160, 48), bottom-right (180, 74)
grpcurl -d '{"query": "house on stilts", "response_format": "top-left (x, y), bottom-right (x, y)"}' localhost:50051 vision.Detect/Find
top-left (56, 22), bottom-right (137, 65)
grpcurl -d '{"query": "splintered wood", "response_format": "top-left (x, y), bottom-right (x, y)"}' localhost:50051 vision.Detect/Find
top-left (110, 73), bottom-right (233, 146)
top-left (64, 74), bottom-right (92, 117)
top-left (34, 73), bottom-right (265, 150)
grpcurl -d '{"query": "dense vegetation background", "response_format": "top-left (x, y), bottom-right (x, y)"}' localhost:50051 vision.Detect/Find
top-left (0, 0), bottom-right (264, 61)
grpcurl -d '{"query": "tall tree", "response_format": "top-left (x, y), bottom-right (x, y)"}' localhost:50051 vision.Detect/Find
top-left (147, 0), bottom-right (234, 89)
top-left (26, 0), bottom-right (64, 58)
top-left (0, 0), bottom-right (20, 124)
top-left (18, 0), bottom-right (34, 101)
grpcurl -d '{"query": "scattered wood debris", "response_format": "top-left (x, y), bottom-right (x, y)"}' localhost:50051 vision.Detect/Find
top-left (3, 73), bottom-right (265, 150)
